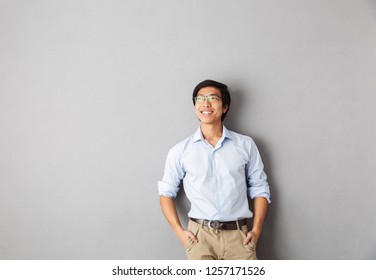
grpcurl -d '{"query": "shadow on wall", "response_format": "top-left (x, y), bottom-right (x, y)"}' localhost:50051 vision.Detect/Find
top-left (227, 86), bottom-right (279, 260)
top-left (174, 85), bottom-right (279, 259)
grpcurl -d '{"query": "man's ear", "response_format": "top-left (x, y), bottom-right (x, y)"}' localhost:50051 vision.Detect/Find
top-left (223, 105), bottom-right (229, 113)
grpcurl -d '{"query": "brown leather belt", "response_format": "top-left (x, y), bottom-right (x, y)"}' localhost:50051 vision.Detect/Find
top-left (190, 218), bottom-right (247, 230)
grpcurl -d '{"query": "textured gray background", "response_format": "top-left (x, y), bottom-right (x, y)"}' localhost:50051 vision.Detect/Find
top-left (1, 0), bottom-right (376, 259)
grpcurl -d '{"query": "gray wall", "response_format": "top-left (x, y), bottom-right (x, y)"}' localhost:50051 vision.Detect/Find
top-left (1, 0), bottom-right (376, 260)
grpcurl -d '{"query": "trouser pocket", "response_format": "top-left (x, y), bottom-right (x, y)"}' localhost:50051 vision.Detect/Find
top-left (238, 225), bottom-right (256, 252)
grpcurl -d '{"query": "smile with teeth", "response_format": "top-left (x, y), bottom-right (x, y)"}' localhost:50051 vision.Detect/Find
top-left (201, 111), bottom-right (213, 115)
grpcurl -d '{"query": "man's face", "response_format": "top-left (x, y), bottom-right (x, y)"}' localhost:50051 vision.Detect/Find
top-left (195, 86), bottom-right (228, 125)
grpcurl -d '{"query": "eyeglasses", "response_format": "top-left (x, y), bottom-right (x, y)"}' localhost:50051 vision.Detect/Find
top-left (194, 95), bottom-right (222, 103)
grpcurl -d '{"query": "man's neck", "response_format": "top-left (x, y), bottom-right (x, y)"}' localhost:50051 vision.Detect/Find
top-left (200, 123), bottom-right (223, 147)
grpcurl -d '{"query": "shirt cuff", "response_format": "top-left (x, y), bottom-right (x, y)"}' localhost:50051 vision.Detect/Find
top-left (158, 180), bottom-right (180, 198)
top-left (248, 185), bottom-right (271, 204)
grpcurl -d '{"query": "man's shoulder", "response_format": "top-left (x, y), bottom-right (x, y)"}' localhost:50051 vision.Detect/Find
top-left (226, 128), bottom-right (255, 144)
top-left (168, 131), bottom-right (197, 153)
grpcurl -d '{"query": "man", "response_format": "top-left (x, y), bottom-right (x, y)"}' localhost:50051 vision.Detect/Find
top-left (158, 80), bottom-right (271, 260)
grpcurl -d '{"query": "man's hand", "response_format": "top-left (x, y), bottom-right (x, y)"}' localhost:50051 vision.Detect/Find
top-left (176, 228), bottom-right (198, 247)
top-left (242, 228), bottom-right (260, 246)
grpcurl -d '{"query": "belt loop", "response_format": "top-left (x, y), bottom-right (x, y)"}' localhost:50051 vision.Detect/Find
top-left (236, 220), bottom-right (240, 230)
top-left (200, 219), bottom-right (204, 228)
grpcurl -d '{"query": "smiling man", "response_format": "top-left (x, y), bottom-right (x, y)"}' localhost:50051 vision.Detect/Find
top-left (158, 80), bottom-right (271, 260)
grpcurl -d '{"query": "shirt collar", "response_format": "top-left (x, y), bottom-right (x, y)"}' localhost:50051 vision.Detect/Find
top-left (222, 126), bottom-right (233, 140)
top-left (192, 125), bottom-right (233, 143)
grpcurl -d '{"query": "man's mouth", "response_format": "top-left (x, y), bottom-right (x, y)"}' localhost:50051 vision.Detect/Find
top-left (200, 111), bottom-right (213, 116)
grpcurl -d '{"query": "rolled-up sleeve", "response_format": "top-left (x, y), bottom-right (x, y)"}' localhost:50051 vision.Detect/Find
top-left (158, 146), bottom-right (185, 198)
top-left (246, 139), bottom-right (271, 203)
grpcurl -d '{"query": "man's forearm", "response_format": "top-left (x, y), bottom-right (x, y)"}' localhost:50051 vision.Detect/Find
top-left (159, 196), bottom-right (184, 234)
top-left (252, 196), bottom-right (268, 234)
top-left (160, 196), bottom-right (198, 246)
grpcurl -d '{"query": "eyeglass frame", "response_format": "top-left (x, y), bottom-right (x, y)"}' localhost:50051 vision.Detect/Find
top-left (194, 94), bottom-right (222, 103)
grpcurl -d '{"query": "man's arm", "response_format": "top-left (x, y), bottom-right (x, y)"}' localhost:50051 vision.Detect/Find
top-left (243, 196), bottom-right (268, 245)
top-left (159, 196), bottom-right (198, 246)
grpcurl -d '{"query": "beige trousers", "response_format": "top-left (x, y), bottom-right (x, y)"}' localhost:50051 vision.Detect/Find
top-left (185, 220), bottom-right (257, 260)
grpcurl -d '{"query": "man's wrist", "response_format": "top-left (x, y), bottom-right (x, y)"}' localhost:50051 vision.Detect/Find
top-left (251, 225), bottom-right (262, 235)
top-left (172, 225), bottom-right (185, 235)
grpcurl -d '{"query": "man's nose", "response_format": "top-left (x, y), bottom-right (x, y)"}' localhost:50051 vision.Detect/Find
top-left (202, 98), bottom-right (211, 106)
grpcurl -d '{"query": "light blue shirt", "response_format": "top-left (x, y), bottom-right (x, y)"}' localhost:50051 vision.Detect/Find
top-left (158, 126), bottom-right (271, 221)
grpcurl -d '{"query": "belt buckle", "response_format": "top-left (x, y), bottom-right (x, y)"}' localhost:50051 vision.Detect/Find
top-left (208, 220), bottom-right (222, 229)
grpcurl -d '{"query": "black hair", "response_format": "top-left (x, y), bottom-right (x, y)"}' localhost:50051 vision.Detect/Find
top-left (192, 79), bottom-right (231, 122)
